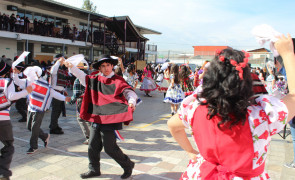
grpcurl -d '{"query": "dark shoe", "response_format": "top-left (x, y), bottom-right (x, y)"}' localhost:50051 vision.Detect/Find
top-left (27, 148), bottom-right (37, 154)
top-left (121, 162), bottom-right (135, 179)
top-left (50, 128), bottom-right (64, 134)
top-left (171, 112), bottom-right (175, 116)
top-left (146, 94), bottom-right (152, 97)
top-left (18, 118), bottom-right (26, 122)
top-left (80, 170), bottom-right (101, 179)
top-left (43, 134), bottom-right (50, 147)
top-left (284, 162), bottom-right (295, 169)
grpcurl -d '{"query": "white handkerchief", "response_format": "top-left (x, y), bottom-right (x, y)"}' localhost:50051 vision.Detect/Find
top-left (12, 51), bottom-right (30, 68)
top-left (65, 54), bottom-right (89, 73)
top-left (251, 24), bottom-right (282, 57)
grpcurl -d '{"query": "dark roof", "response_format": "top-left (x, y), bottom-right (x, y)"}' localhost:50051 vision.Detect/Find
top-left (247, 48), bottom-right (270, 53)
top-left (135, 25), bottom-right (162, 35)
top-left (105, 16), bottom-right (148, 42)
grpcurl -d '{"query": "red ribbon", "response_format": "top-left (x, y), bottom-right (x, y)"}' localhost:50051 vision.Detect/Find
top-left (229, 58), bottom-right (248, 80)
top-left (200, 161), bottom-right (235, 180)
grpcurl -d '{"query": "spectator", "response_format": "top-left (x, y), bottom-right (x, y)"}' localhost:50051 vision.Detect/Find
top-left (15, 15), bottom-right (20, 32)
top-left (33, 18), bottom-right (37, 34)
top-left (24, 17), bottom-right (30, 34)
top-left (0, 12), bottom-right (3, 30)
top-left (3, 14), bottom-right (9, 31)
top-left (9, 13), bottom-right (16, 32)
top-left (20, 17), bottom-right (24, 33)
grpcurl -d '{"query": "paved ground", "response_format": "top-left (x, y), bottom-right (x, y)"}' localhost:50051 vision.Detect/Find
top-left (1, 88), bottom-right (295, 180)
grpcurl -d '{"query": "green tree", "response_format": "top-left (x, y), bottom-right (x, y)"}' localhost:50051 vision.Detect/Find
top-left (82, 0), bottom-right (97, 13)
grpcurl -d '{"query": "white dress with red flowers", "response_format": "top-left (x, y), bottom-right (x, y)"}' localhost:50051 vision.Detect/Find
top-left (178, 94), bottom-right (288, 180)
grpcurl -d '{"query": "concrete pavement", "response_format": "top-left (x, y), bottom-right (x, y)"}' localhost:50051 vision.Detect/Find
top-left (2, 88), bottom-right (295, 179)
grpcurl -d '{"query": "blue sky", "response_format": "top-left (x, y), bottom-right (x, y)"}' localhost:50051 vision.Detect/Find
top-left (55, 0), bottom-right (295, 52)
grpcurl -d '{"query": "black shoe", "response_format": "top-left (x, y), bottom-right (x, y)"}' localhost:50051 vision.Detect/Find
top-left (18, 118), bottom-right (26, 122)
top-left (121, 162), bottom-right (135, 179)
top-left (50, 128), bottom-right (64, 134)
top-left (80, 170), bottom-right (101, 179)
top-left (43, 134), bottom-right (50, 147)
top-left (27, 148), bottom-right (37, 154)
top-left (171, 112), bottom-right (175, 116)
top-left (146, 94), bottom-right (152, 97)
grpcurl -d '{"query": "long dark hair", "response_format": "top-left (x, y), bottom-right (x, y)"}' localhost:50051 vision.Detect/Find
top-left (170, 64), bottom-right (180, 84)
top-left (198, 48), bottom-right (253, 130)
top-left (146, 63), bottom-right (154, 75)
top-left (179, 65), bottom-right (190, 81)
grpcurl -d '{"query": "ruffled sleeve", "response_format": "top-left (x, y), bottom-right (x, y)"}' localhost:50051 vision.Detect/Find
top-left (178, 92), bottom-right (200, 131)
top-left (255, 95), bottom-right (288, 135)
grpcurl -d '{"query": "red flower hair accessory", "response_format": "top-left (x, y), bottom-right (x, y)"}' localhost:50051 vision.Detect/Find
top-left (230, 59), bottom-right (248, 80)
top-left (242, 50), bottom-right (250, 58)
top-left (216, 49), bottom-right (222, 55)
top-left (219, 56), bottom-right (225, 62)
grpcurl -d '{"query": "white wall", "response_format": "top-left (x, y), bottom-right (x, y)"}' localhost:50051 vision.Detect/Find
top-left (0, 39), bottom-right (17, 59)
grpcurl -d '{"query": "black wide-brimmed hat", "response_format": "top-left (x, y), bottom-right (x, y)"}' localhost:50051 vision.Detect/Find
top-left (15, 63), bottom-right (25, 72)
top-left (92, 54), bottom-right (118, 70)
top-left (0, 60), bottom-right (11, 76)
top-left (53, 53), bottom-right (64, 61)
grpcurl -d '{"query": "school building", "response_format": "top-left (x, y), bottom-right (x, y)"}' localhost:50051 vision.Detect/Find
top-left (0, 0), bottom-right (161, 64)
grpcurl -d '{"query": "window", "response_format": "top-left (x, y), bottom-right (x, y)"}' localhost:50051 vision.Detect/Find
top-left (34, 13), bottom-right (42, 21)
top-left (93, 50), bottom-right (102, 56)
top-left (47, 16), bottom-right (55, 23)
top-left (25, 11), bottom-right (33, 20)
top-left (79, 23), bottom-right (88, 30)
top-left (79, 48), bottom-right (90, 56)
top-left (55, 17), bottom-right (68, 26)
top-left (17, 42), bottom-right (24, 55)
top-left (41, 45), bottom-right (67, 54)
top-left (17, 9), bottom-right (25, 18)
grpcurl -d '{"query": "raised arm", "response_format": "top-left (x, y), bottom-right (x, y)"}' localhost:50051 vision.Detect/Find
top-left (275, 33), bottom-right (295, 122)
top-left (50, 57), bottom-right (64, 75)
top-left (12, 68), bottom-right (28, 89)
top-left (64, 62), bottom-right (87, 86)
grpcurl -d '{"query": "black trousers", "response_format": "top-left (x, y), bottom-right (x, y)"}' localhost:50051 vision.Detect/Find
top-left (49, 98), bottom-right (65, 130)
top-left (0, 121), bottom-right (14, 177)
top-left (27, 111), bottom-right (47, 149)
top-left (88, 124), bottom-right (133, 172)
top-left (15, 98), bottom-right (27, 119)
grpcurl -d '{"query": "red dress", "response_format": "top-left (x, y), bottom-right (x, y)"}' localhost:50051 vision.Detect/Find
top-left (178, 94), bottom-right (288, 180)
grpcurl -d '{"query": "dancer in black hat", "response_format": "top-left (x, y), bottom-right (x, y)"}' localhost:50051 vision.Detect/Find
top-left (64, 54), bottom-right (137, 179)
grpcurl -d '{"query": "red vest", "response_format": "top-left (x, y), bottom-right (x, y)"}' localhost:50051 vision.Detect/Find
top-left (80, 74), bottom-right (134, 124)
top-left (56, 69), bottom-right (68, 87)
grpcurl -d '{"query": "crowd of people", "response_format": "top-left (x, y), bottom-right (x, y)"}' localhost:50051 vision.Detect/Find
top-left (0, 34), bottom-right (295, 180)
top-left (0, 12), bottom-right (93, 42)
